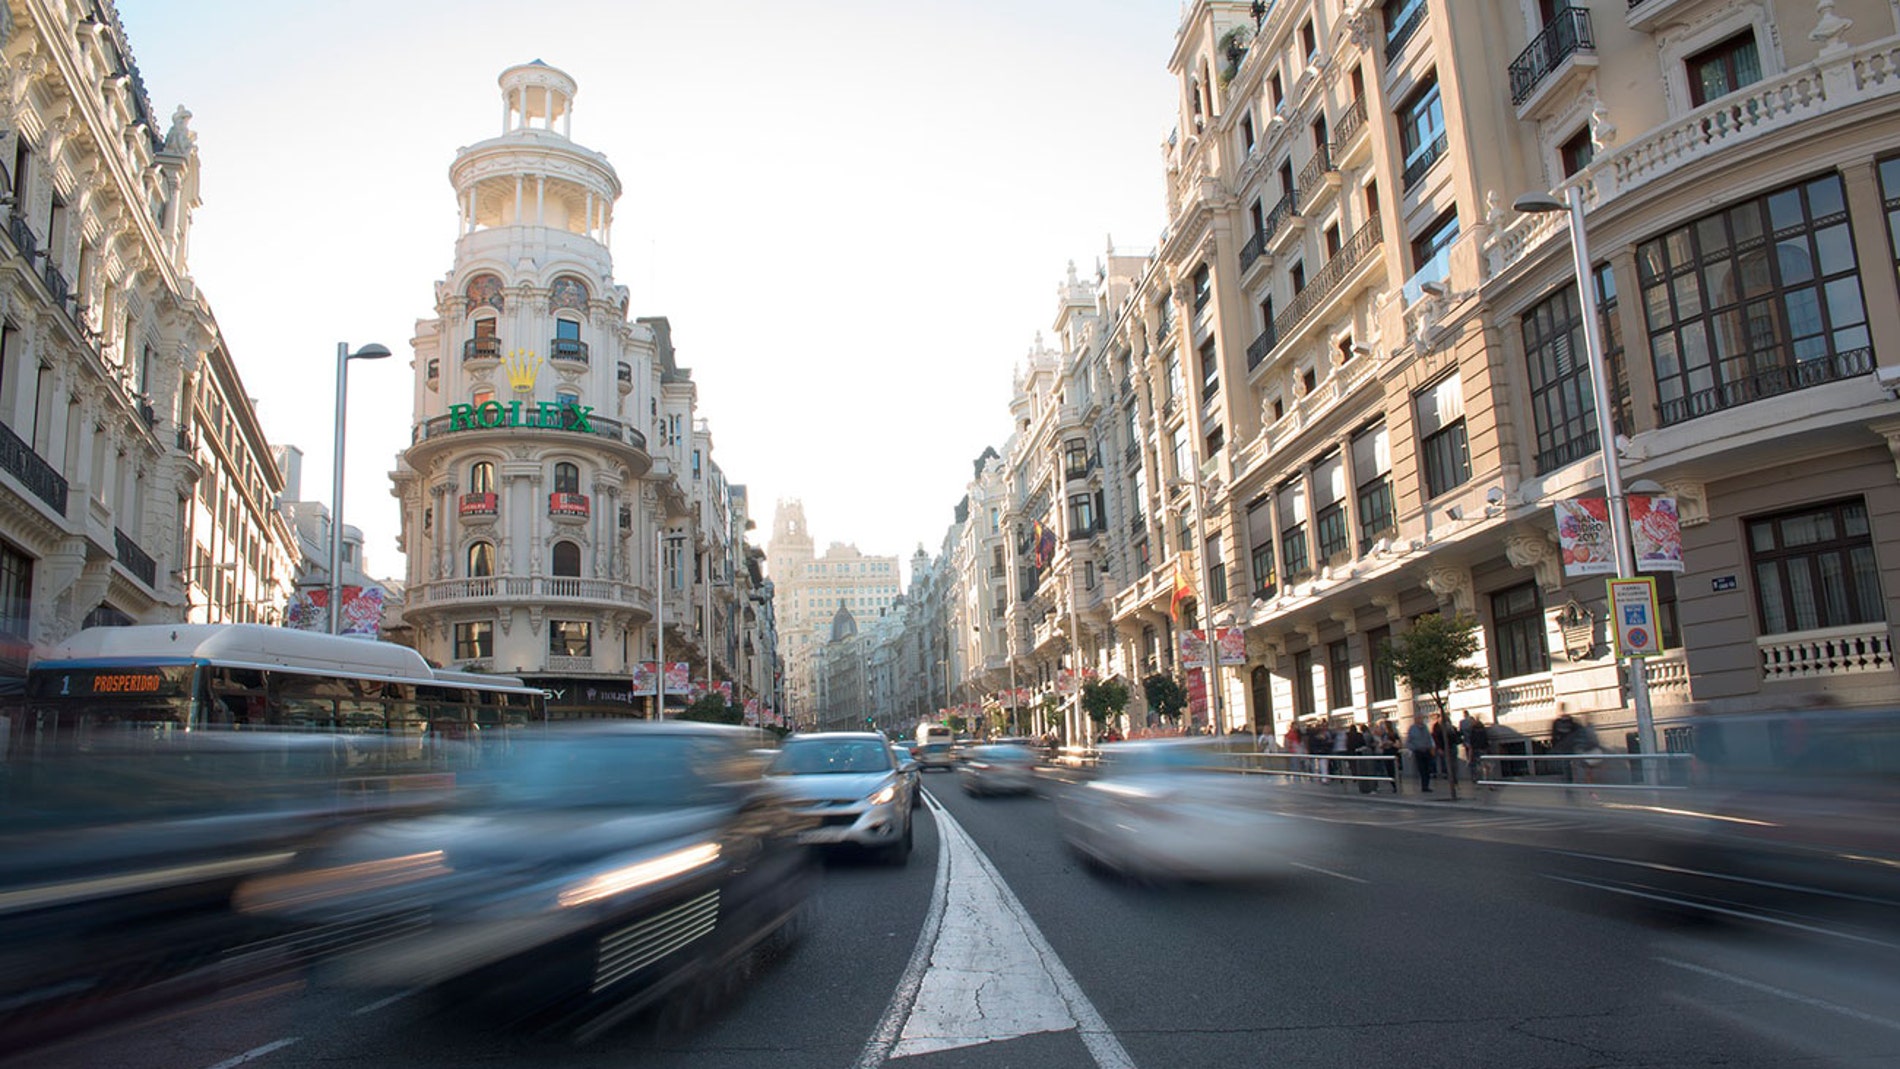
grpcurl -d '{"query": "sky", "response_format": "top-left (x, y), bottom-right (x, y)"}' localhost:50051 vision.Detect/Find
top-left (115, 0), bottom-right (1183, 585)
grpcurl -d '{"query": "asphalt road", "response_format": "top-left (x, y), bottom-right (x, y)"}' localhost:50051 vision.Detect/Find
top-left (15, 772), bottom-right (1900, 1069)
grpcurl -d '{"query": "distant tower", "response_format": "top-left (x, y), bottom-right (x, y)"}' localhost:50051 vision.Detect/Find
top-left (392, 62), bottom-right (658, 693)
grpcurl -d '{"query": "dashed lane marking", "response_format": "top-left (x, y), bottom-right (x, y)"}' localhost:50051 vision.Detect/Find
top-left (1657, 956), bottom-right (1900, 1034)
top-left (201, 1037), bottom-right (301, 1069)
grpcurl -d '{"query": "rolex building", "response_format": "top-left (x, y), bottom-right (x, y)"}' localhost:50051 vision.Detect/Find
top-left (393, 62), bottom-right (668, 713)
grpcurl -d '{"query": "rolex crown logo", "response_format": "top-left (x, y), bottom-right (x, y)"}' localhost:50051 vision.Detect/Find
top-left (503, 349), bottom-right (542, 392)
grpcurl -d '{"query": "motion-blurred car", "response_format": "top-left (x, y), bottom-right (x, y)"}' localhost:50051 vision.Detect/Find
top-left (957, 744), bottom-right (1039, 796)
top-left (1057, 739), bottom-right (1329, 881)
top-left (912, 741), bottom-right (957, 772)
top-left (235, 722), bottom-right (816, 1037)
top-left (768, 733), bottom-right (916, 863)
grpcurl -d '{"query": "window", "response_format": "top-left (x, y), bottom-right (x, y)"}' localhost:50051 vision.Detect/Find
top-left (1312, 451), bottom-right (1349, 561)
top-left (1383, 0), bottom-right (1425, 54)
top-left (1198, 338), bottom-right (1219, 401)
top-left (555, 318), bottom-right (581, 341)
top-left (1065, 438), bottom-right (1089, 477)
top-left (469, 460), bottom-right (495, 494)
top-left (549, 620), bottom-right (592, 657)
top-left (1206, 532), bottom-right (1227, 605)
top-left (473, 316), bottom-right (497, 338)
top-left (1398, 76), bottom-right (1446, 188)
top-left (1881, 156), bottom-right (1900, 282)
top-left (1560, 126), bottom-right (1594, 178)
top-left (1353, 422), bottom-right (1395, 552)
top-left (467, 540), bottom-right (496, 577)
top-left (1205, 425), bottom-right (1224, 456)
top-left (0, 539), bottom-right (32, 654)
top-left (1291, 260), bottom-right (1307, 294)
top-left (1279, 159), bottom-right (1295, 200)
top-left (1687, 31), bottom-right (1762, 107)
top-left (1269, 70), bottom-right (1284, 111)
top-left (1300, 19), bottom-right (1317, 61)
top-left (454, 621), bottom-right (493, 660)
top-left (1278, 478), bottom-right (1310, 578)
top-left (1250, 666), bottom-right (1276, 736)
top-left (1301, 366), bottom-right (1318, 394)
top-left (1639, 174), bottom-right (1869, 425)
top-left (1325, 223), bottom-right (1342, 258)
top-left (1164, 351), bottom-right (1183, 402)
top-left (1241, 112), bottom-right (1256, 155)
top-left (1192, 263), bottom-right (1212, 311)
top-left (1367, 625), bottom-right (1397, 702)
top-left (1415, 372), bottom-right (1470, 498)
top-left (1748, 498), bottom-right (1884, 635)
top-left (471, 386), bottom-right (497, 408)
top-left (1170, 425), bottom-right (1189, 480)
top-left (1067, 493), bottom-right (1095, 535)
top-left (552, 540), bottom-right (581, 577)
top-left (1410, 209), bottom-right (1459, 276)
top-left (1522, 270), bottom-right (1628, 474)
top-left (1248, 495), bottom-right (1277, 599)
top-left (554, 461), bottom-right (581, 494)
top-left (1293, 649), bottom-right (1316, 719)
top-left (1327, 640), bottom-right (1352, 710)
top-left (1491, 583), bottom-right (1550, 679)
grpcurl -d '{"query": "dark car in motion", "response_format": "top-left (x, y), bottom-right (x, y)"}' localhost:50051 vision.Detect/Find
top-left (236, 722), bottom-right (817, 1039)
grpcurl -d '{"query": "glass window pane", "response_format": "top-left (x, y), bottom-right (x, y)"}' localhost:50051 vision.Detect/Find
top-left (1777, 238), bottom-right (1816, 285)
top-left (1824, 277), bottom-right (1866, 331)
top-left (1814, 224), bottom-right (1854, 275)
top-left (1850, 545), bottom-right (1883, 622)
top-left (1787, 562), bottom-right (1819, 631)
top-left (1756, 561), bottom-right (1787, 633)
top-left (1817, 552), bottom-right (1850, 627)
top-left (1767, 188), bottom-right (1804, 232)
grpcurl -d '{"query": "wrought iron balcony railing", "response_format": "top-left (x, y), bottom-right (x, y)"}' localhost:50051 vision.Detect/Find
top-left (0, 418), bottom-right (66, 513)
top-left (549, 337), bottom-right (589, 363)
top-left (115, 527), bottom-right (156, 587)
top-left (1657, 348), bottom-right (1873, 426)
top-left (463, 336), bottom-right (501, 362)
top-left (1509, 7), bottom-right (1596, 106)
top-left (1272, 215), bottom-right (1380, 342)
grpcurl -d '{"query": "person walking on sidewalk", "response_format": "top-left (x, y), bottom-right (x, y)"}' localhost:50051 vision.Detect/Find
top-left (1406, 716), bottom-right (1436, 793)
top-left (1378, 720), bottom-right (1402, 792)
top-left (1460, 712), bottom-right (1489, 785)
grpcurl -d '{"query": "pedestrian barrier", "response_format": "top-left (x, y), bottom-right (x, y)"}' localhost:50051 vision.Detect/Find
top-left (1053, 746), bottom-right (1101, 769)
top-left (1227, 750), bottom-right (1404, 787)
top-left (1475, 752), bottom-right (1694, 791)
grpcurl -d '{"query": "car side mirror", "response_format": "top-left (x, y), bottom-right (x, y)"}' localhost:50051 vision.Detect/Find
top-left (899, 759), bottom-right (919, 774)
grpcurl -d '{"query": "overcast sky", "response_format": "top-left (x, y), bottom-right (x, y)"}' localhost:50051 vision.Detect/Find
top-left (116, 0), bottom-right (1182, 584)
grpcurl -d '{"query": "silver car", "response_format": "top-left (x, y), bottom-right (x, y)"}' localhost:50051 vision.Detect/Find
top-left (767, 733), bottom-right (917, 864)
top-left (957, 744), bottom-right (1039, 796)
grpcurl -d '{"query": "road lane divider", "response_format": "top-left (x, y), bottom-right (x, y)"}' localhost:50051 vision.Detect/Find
top-left (200, 1037), bottom-right (301, 1069)
top-left (1657, 957), bottom-right (1900, 1034)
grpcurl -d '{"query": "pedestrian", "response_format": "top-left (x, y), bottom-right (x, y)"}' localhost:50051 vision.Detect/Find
top-left (1406, 716), bottom-right (1435, 793)
top-left (1379, 720), bottom-right (1402, 791)
top-left (1431, 713), bottom-right (1461, 784)
top-left (1460, 712), bottom-right (1489, 785)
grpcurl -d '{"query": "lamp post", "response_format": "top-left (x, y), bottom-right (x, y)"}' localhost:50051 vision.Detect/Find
top-left (1512, 188), bottom-right (1658, 776)
top-left (330, 342), bottom-right (391, 635)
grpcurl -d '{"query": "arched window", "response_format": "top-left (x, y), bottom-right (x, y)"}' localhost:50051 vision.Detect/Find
top-left (552, 540), bottom-right (581, 577)
top-left (469, 461), bottom-right (495, 494)
top-left (467, 540), bottom-right (496, 578)
top-left (554, 462), bottom-right (580, 494)
top-left (556, 388), bottom-right (581, 409)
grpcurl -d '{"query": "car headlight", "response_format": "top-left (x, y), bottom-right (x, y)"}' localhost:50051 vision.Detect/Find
top-left (557, 842), bottom-right (721, 909)
top-left (866, 784), bottom-right (897, 806)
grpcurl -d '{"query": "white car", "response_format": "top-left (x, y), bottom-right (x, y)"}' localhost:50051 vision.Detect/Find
top-left (957, 744), bottom-right (1039, 796)
top-left (1057, 739), bottom-right (1332, 881)
top-left (768, 733), bottom-right (917, 864)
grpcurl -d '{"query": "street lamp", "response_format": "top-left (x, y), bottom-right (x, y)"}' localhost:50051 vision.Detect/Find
top-left (1512, 189), bottom-right (1658, 774)
top-left (329, 342), bottom-right (391, 635)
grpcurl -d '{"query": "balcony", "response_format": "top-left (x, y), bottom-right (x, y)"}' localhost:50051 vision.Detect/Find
top-left (1271, 215), bottom-right (1381, 344)
top-left (550, 337), bottom-right (589, 364)
top-left (548, 492), bottom-right (590, 521)
top-left (463, 336), bottom-right (501, 363)
top-left (1657, 347), bottom-right (1873, 426)
top-left (458, 491), bottom-right (498, 519)
top-left (0, 419), bottom-right (67, 513)
top-left (416, 576), bottom-right (650, 609)
top-left (1509, 7), bottom-right (1598, 119)
top-left (1263, 190), bottom-right (1302, 255)
top-left (1494, 674), bottom-right (1556, 721)
top-left (1331, 98), bottom-right (1371, 168)
top-left (1402, 133), bottom-right (1447, 192)
top-left (1758, 623), bottom-right (1894, 681)
top-left (7, 212), bottom-right (36, 262)
top-left (41, 260), bottom-right (69, 307)
top-left (1625, 0), bottom-right (1693, 32)
top-left (1246, 326), bottom-right (1277, 372)
top-left (1642, 650), bottom-right (1692, 703)
top-left (1295, 145), bottom-right (1336, 212)
top-left (1384, 0), bottom-right (1427, 64)
top-left (545, 654), bottom-right (595, 674)
top-left (114, 527), bottom-right (157, 587)
top-left (1239, 230), bottom-right (1268, 273)
top-left (617, 361), bottom-right (634, 392)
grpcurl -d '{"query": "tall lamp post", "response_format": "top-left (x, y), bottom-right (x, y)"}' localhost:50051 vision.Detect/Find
top-left (1513, 188), bottom-right (1658, 775)
top-left (330, 342), bottom-right (391, 634)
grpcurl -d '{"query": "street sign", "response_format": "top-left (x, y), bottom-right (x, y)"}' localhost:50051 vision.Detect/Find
top-left (1608, 577), bottom-right (1662, 658)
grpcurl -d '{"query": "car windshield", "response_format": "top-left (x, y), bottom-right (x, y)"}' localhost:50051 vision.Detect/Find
top-left (770, 740), bottom-right (893, 775)
top-left (972, 745), bottom-right (1034, 763)
top-left (491, 734), bottom-right (737, 808)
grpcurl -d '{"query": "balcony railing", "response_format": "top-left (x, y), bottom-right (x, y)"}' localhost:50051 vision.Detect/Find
top-left (463, 336), bottom-right (501, 362)
top-left (1509, 7), bottom-right (1596, 106)
top-left (1332, 97), bottom-right (1368, 151)
top-left (418, 576), bottom-right (646, 606)
top-left (1758, 623), bottom-right (1894, 681)
top-left (1533, 429), bottom-right (1600, 476)
top-left (1246, 326), bottom-right (1277, 371)
top-left (1657, 348), bottom-right (1873, 426)
top-left (1262, 190), bottom-right (1297, 245)
top-left (0, 418), bottom-right (67, 513)
top-left (1495, 674), bottom-right (1556, 720)
top-left (1272, 215), bottom-right (1380, 342)
top-left (41, 260), bottom-right (68, 307)
top-left (545, 654), bottom-right (594, 673)
top-left (1385, 0), bottom-right (1427, 63)
top-left (1402, 133), bottom-right (1447, 191)
top-left (550, 337), bottom-right (589, 363)
top-left (7, 212), bottom-right (36, 262)
top-left (414, 411), bottom-right (648, 453)
top-left (114, 528), bottom-right (157, 587)
top-left (458, 491), bottom-right (498, 517)
top-left (1239, 230), bottom-right (1267, 271)
top-left (1295, 145), bottom-right (1333, 208)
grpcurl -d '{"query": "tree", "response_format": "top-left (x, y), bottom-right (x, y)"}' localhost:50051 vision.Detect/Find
top-left (680, 693), bottom-right (743, 725)
top-left (1142, 673), bottom-right (1188, 727)
top-left (948, 714), bottom-right (968, 734)
top-left (1080, 678), bottom-right (1130, 731)
top-left (1383, 612), bottom-right (1485, 799)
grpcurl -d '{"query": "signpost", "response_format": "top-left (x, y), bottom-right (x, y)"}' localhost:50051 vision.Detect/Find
top-left (1608, 578), bottom-right (1662, 659)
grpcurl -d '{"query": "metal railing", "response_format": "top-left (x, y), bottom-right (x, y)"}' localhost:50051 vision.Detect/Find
top-left (1262, 189), bottom-right (1298, 245)
top-left (1402, 133), bottom-right (1447, 191)
top-left (1233, 750), bottom-right (1402, 785)
top-left (1246, 326), bottom-right (1277, 371)
top-left (1476, 752), bottom-right (1694, 790)
top-left (1658, 347), bottom-right (1872, 425)
top-left (1509, 7), bottom-right (1596, 106)
top-left (1239, 229), bottom-right (1267, 271)
top-left (1272, 214), bottom-right (1380, 342)
top-left (6, 212), bottom-right (36, 262)
top-left (114, 527), bottom-right (157, 587)
top-left (463, 336), bottom-right (501, 362)
top-left (1385, 0), bottom-right (1427, 62)
top-left (1296, 144), bottom-right (1333, 208)
top-left (1332, 97), bottom-right (1368, 150)
top-left (549, 337), bottom-right (589, 363)
top-left (41, 260), bottom-right (68, 307)
top-left (414, 411), bottom-right (648, 452)
top-left (0, 418), bottom-right (67, 513)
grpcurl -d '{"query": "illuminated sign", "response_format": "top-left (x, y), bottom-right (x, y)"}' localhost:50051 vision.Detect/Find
top-left (27, 667), bottom-right (191, 699)
top-left (445, 400), bottom-right (595, 433)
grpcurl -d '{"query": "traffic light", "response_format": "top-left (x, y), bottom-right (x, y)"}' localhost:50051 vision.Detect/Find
top-left (864, 716), bottom-right (875, 728)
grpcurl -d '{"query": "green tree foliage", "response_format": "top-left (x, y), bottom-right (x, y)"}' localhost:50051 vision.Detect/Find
top-left (1142, 673), bottom-right (1188, 724)
top-left (1080, 678), bottom-right (1131, 725)
top-left (1384, 612), bottom-right (1485, 718)
top-left (680, 693), bottom-right (743, 725)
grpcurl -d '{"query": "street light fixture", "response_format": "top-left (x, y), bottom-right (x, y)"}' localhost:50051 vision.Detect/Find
top-left (1511, 188), bottom-right (1658, 774)
top-left (330, 342), bottom-right (391, 635)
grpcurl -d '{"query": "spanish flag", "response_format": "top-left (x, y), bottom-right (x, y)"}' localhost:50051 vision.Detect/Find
top-left (1169, 558), bottom-right (1193, 621)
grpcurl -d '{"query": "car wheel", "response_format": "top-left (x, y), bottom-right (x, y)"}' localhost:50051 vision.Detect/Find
top-left (883, 817), bottom-right (913, 866)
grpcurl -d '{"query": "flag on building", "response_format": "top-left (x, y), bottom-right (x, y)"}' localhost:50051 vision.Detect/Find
top-left (1169, 559), bottom-right (1193, 621)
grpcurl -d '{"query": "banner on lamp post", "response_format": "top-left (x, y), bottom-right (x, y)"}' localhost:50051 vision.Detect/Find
top-left (1629, 496), bottom-right (1683, 573)
top-left (1555, 499), bottom-right (1615, 577)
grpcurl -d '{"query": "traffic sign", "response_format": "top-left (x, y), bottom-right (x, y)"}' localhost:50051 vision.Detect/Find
top-left (1608, 577), bottom-right (1662, 658)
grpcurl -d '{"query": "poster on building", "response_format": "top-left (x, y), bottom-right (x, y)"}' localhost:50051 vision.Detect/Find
top-left (1629, 496), bottom-right (1683, 573)
top-left (1555, 499), bottom-right (1615, 577)
top-left (1609, 577), bottom-right (1663, 658)
top-left (1178, 630), bottom-right (1211, 668)
top-left (284, 586), bottom-right (384, 636)
top-left (1215, 627), bottom-right (1248, 666)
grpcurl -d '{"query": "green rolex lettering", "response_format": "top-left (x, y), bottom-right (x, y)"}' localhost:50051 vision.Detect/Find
top-left (448, 404), bottom-right (473, 431)
top-left (476, 401), bottom-right (505, 428)
top-left (568, 404), bottom-right (594, 433)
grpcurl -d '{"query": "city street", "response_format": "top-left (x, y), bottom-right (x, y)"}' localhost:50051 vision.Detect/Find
top-left (17, 774), bottom-right (1900, 1069)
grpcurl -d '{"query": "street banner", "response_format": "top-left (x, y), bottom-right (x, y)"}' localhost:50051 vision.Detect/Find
top-left (1556, 498), bottom-right (1615, 577)
top-left (1609, 577), bottom-right (1663, 658)
top-left (285, 586), bottom-right (384, 636)
top-left (1186, 666), bottom-right (1208, 724)
top-left (1178, 629), bottom-right (1211, 668)
top-left (716, 680), bottom-right (733, 701)
top-left (1056, 669), bottom-right (1076, 695)
top-left (630, 662), bottom-right (657, 696)
top-left (1630, 496), bottom-right (1683, 573)
top-left (1215, 627), bottom-right (1247, 666)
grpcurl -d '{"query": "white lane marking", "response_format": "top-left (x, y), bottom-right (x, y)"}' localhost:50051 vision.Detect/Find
top-left (853, 791), bottom-right (954, 1069)
top-left (1546, 849), bottom-right (1900, 907)
top-left (856, 792), bottom-right (1137, 1069)
top-left (1543, 875), bottom-right (1900, 951)
top-left (1289, 861), bottom-right (1369, 884)
top-left (201, 1037), bottom-right (302, 1069)
top-left (351, 988), bottom-right (421, 1016)
top-left (1657, 957), bottom-right (1900, 1034)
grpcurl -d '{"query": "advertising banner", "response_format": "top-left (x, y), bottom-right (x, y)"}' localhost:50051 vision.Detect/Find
top-left (1178, 630), bottom-right (1211, 668)
top-left (1556, 499), bottom-right (1615, 577)
top-left (1186, 666), bottom-right (1209, 725)
top-left (1056, 669), bottom-right (1076, 695)
top-left (1630, 496), bottom-right (1683, 573)
top-left (1214, 627), bottom-right (1247, 666)
top-left (630, 662), bottom-right (658, 696)
top-left (285, 586), bottom-right (384, 636)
